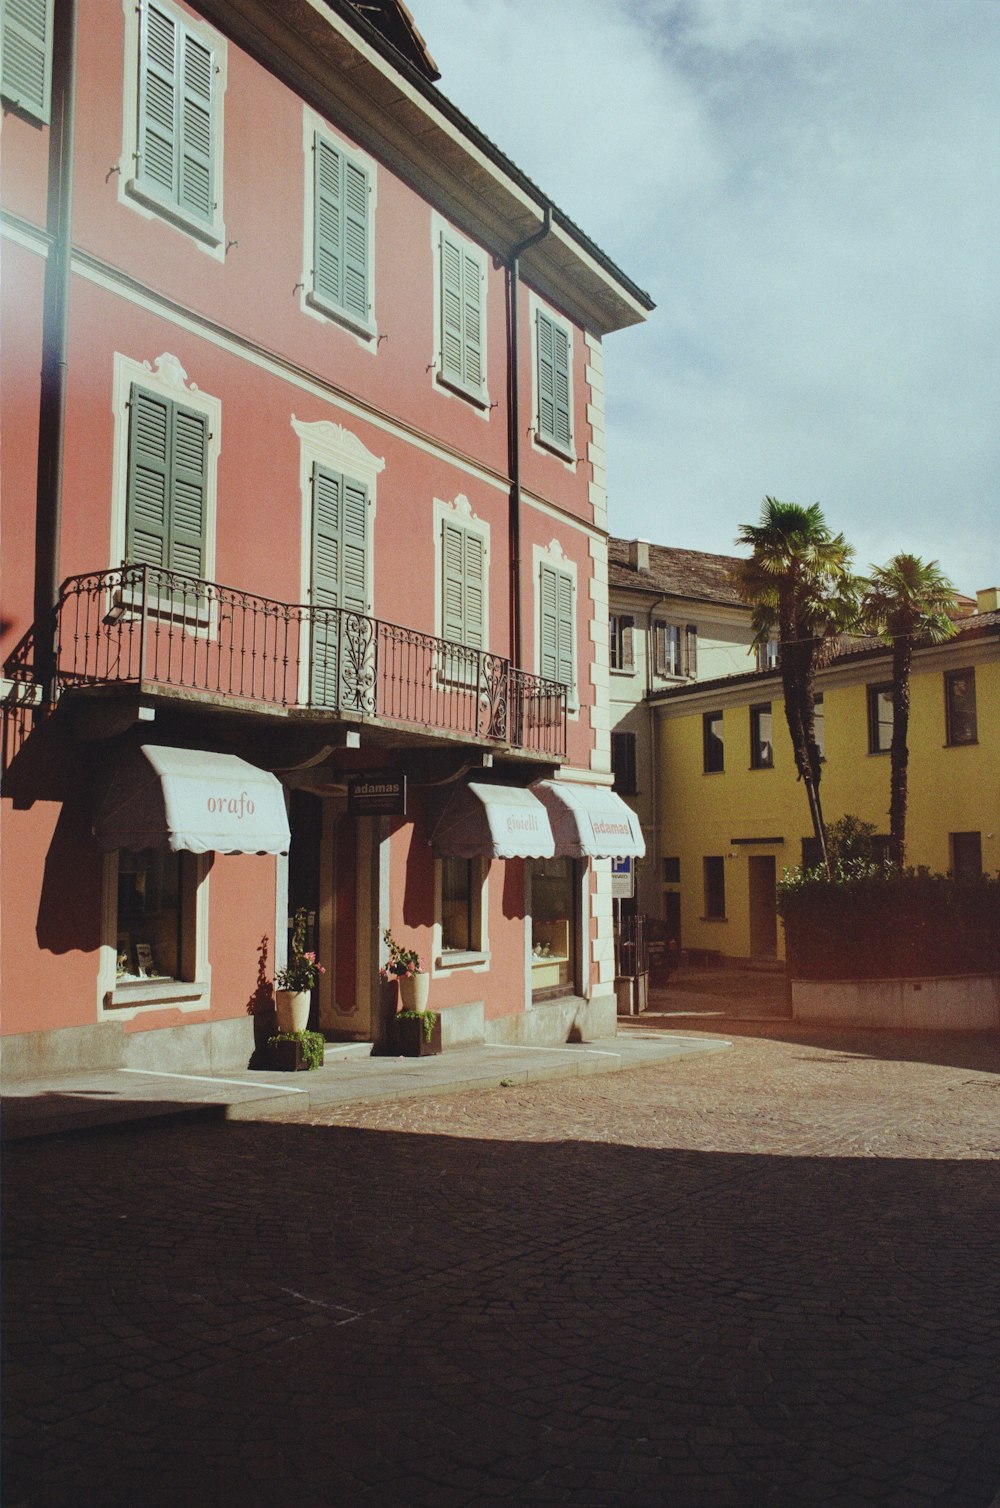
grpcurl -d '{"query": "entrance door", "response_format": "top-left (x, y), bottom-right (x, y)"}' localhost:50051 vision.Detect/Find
top-left (748, 855), bottom-right (778, 960)
top-left (310, 464), bottom-right (368, 707)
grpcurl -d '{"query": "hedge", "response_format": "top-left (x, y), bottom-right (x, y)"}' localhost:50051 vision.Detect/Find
top-left (777, 867), bottom-right (1000, 981)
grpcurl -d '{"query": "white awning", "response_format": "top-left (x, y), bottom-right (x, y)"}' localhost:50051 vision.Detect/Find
top-left (430, 782), bottom-right (555, 859)
top-left (532, 780), bottom-right (645, 860)
top-left (95, 745), bottom-right (290, 856)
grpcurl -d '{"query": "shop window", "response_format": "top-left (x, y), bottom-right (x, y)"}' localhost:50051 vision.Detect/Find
top-left (750, 703), bottom-right (774, 769)
top-left (531, 857), bottom-right (577, 995)
top-left (113, 849), bottom-right (200, 992)
top-left (945, 669), bottom-right (977, 746)
top-left (436, 856), bottom-right (485, 964)
top-left (703, 710), bottom-right (724, 773)
top-left (950, 831), bottom-right (982, 880)
top-left (703, 856), bottom-right (726, 920)
top-left (611, 731), bottom-right (637, 795)
top-left (867, 683), bottom-right (893, 754)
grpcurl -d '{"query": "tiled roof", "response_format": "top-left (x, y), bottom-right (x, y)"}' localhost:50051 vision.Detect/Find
top-left (608, 539), bottom-right (748, 607)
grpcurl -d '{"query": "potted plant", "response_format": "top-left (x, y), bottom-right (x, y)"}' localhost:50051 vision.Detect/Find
top-left (274, 908), bottom-right (325, 1032)
top-left (381, 927), bottom-right (429, 1012)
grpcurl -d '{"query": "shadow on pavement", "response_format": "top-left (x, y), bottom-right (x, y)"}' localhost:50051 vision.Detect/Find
top-left (4, 1115), bottom-right (999, 1507)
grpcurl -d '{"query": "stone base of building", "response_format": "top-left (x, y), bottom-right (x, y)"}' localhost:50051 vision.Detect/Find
top-left (791, 975), bottom-right (1000, 1030)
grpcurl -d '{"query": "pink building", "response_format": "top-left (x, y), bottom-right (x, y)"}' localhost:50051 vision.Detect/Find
top-left (1, 0), bottom-right (651, 1073)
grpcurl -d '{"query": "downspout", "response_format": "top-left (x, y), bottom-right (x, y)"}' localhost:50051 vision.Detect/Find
top-left (507, 205), bottom-right (552, 668)
top-left (34, 0), bottom-right (78, 704)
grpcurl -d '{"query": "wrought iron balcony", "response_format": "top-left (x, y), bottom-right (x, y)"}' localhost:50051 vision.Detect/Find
top-left (47, 565), bottom-right (568, 758)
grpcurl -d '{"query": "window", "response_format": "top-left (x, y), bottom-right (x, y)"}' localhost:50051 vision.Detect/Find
top-left (801, 836), bottom-right (822, 871)
top-left (1, 0), bottom-right (52, 122)
top-left (685, 625), bottom-right (698, 678)
top-left (663, 856), bottom-right (680, 883)
top-left (703, 856), bottom-right (726, 920)
top-left (611, 731), bottom-right (637, 795)
top-left (309, 464), bottom-right (370, 706)
top-left (867, 683), bottom-right (893, 754)
top-left (108, 847), bottom-right (207, 1011)
top-left (440, 858), bottom-right (472, 951)
top-left (750, 703), bottom-right (774, 769)
top-left (756, 638), bottom-right (780, 672)
top-left (610, 614), bottom-right (634, 672)
top-left (126, 0), bottom-right (225, 248)
top-left (813, 694), bottom-right (825, 760)
top-left (531, 857), bottom-right (577, 995)
top-left (653, 621), bottom-right (681, 677)
top-left (126, 383), bottom-right (208, 578)
top-left (437, 225), bottom-right (487, 404)
top-left (703, 710), bottom-right (724, 773)
top-left (309, 129), bottom-right (372, 334)
top-left (945, 669), bottom-right (977, 746)
top-left (950, 831), bottom-right (982, 880)
top-left (539, 562), bottom-right (575, 700)
top-left (535, 307), bottom-right (573, 456)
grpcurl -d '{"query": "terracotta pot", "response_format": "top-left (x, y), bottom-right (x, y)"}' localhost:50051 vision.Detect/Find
top-left (399, 972), bottom-right (430, 1013)
top-left (275, 989), bottom-right (311, 1033)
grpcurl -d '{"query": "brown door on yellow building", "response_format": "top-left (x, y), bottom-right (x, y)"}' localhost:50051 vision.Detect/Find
top-left (748, 856), bottom-right (777, 961)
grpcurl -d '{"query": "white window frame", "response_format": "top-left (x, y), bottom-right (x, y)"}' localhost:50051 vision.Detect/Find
top-left (532, 538), bottom-right (578, 716)
top-left (301, 111), bottom-right (378, 346)
top-left (529, 292), bottom-right (575, 465)
top-left (430, 212), bottom-right (490, 412)
top-left (119, 0), bottom-right (227, 257)
top-left (98, 849), bottom-right (211, 1018)
top-left (292, 416), bottom-right (383, 704)
top-left (110, 350), bottom-right (221, 629)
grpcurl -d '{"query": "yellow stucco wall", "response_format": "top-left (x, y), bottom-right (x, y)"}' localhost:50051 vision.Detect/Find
top-left (657, 642), bottom-right (999, 962)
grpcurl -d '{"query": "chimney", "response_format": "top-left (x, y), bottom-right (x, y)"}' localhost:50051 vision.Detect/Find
top-left (628, 539), bottom-right (650, 572)
top-left (976, 587), bottom-right (999, 614)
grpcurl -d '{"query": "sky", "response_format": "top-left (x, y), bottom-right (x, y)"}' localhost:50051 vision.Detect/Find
top-left (411, 0), bottom-right (1000, 597)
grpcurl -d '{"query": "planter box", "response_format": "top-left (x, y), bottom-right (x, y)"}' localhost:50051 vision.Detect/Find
top-left (266, 1038), bottom-right (311, 1071)
top-left (792, 974), bottom-right (1000, 1030)
top-left (392, 1013), bottom-right (442, 1057)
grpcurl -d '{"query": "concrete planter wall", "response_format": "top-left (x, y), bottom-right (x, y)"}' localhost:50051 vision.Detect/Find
top-left (792, 974), bottom-right (1000, 1030)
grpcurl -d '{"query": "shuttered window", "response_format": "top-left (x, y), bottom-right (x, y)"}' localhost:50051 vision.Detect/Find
top-left (539, 564), bottom-right (574, 697)
top-left (653, 621), bottom-right (681, 677)
top-left (310, 463), bottom-right (369, 707)
top-left (610, 614), bottom-right (634, 672)
top-left (312, 133), bottom-right (371, 329)
top-left (126, 385), bottom-right (208, 578)
top-left (440, 520), bottom-right (485, 683)
top-left (1, 0), bottom-right (53, 122)
top-left (136, 0), bottom-right (215, 226)
top-left (536, 310), bottom-right (572, 454)
top-left (438, 230), bottom-right (485, 400)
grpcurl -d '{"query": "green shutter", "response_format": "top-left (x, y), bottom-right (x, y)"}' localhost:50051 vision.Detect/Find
top-left (536, 310), bottom-right (571, 450)
top-left (440, 232), bottom-right (464, 384)
top-left (539, 564), bottom-right (573, 693)
top-left (178, 28), bottom-right (213, 220)
top-left (439, 231), bottom-right (484, 392)
top-left (314, 136), bottom-right (370, 323)
top-left (127, 387), bottom-right (171, 569)
top-left (310, 464), bottom-right (368, 706)
top-left (1, 0), bottom-right (53, 123)
top-left (126, 385), bottom-right (207, 577)
top-left (464, 530), bottom-right (484, 650)
top-left (442, 520), bottom-right (466, 644)
top-left (138, 1), bottom-right (214, 222)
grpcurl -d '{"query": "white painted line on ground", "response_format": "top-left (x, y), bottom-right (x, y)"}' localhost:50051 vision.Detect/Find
top-left (484, 1044), bottom-right (621, 1058)
top-left (117, 1068), bottom-right (308, 1095)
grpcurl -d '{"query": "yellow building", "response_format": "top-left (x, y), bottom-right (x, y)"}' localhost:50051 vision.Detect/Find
top-left (653, 592), bottom-right (1000, 963)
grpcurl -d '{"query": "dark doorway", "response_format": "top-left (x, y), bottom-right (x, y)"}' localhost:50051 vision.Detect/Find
top-left (748, 855), bottom-right (778, 960)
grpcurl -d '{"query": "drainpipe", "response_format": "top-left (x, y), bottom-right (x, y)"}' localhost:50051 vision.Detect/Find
top-left (507, 205), bottom-right (552, 668)
top-left (34, 0), bottom-right (78, 703)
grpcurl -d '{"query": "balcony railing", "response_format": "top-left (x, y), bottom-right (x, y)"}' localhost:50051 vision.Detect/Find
top-left (50, 565), bottom-right (568, 757)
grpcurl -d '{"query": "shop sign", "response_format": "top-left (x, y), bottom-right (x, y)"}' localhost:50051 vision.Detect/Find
top-left (611, 856), bottom-right (633, 898)
top-left (347, 773), bottom-right (407, 817)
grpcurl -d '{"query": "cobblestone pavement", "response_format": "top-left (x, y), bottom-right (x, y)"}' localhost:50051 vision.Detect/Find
top-left (4, 1020), bottom-right (1000, 1507)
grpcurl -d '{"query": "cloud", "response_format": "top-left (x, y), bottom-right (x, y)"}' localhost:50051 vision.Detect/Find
top-left (413, 0), bottom-right (1000, 592)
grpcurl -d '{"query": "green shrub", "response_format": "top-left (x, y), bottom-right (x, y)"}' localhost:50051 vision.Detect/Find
top-left (777, 867), bottom-right (1000, 980)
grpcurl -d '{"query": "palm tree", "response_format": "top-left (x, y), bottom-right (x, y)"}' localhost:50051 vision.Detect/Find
top-left (860, 554), bottom-right (957, 868)
top-left (733, 498), bottom-right (858, 873)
